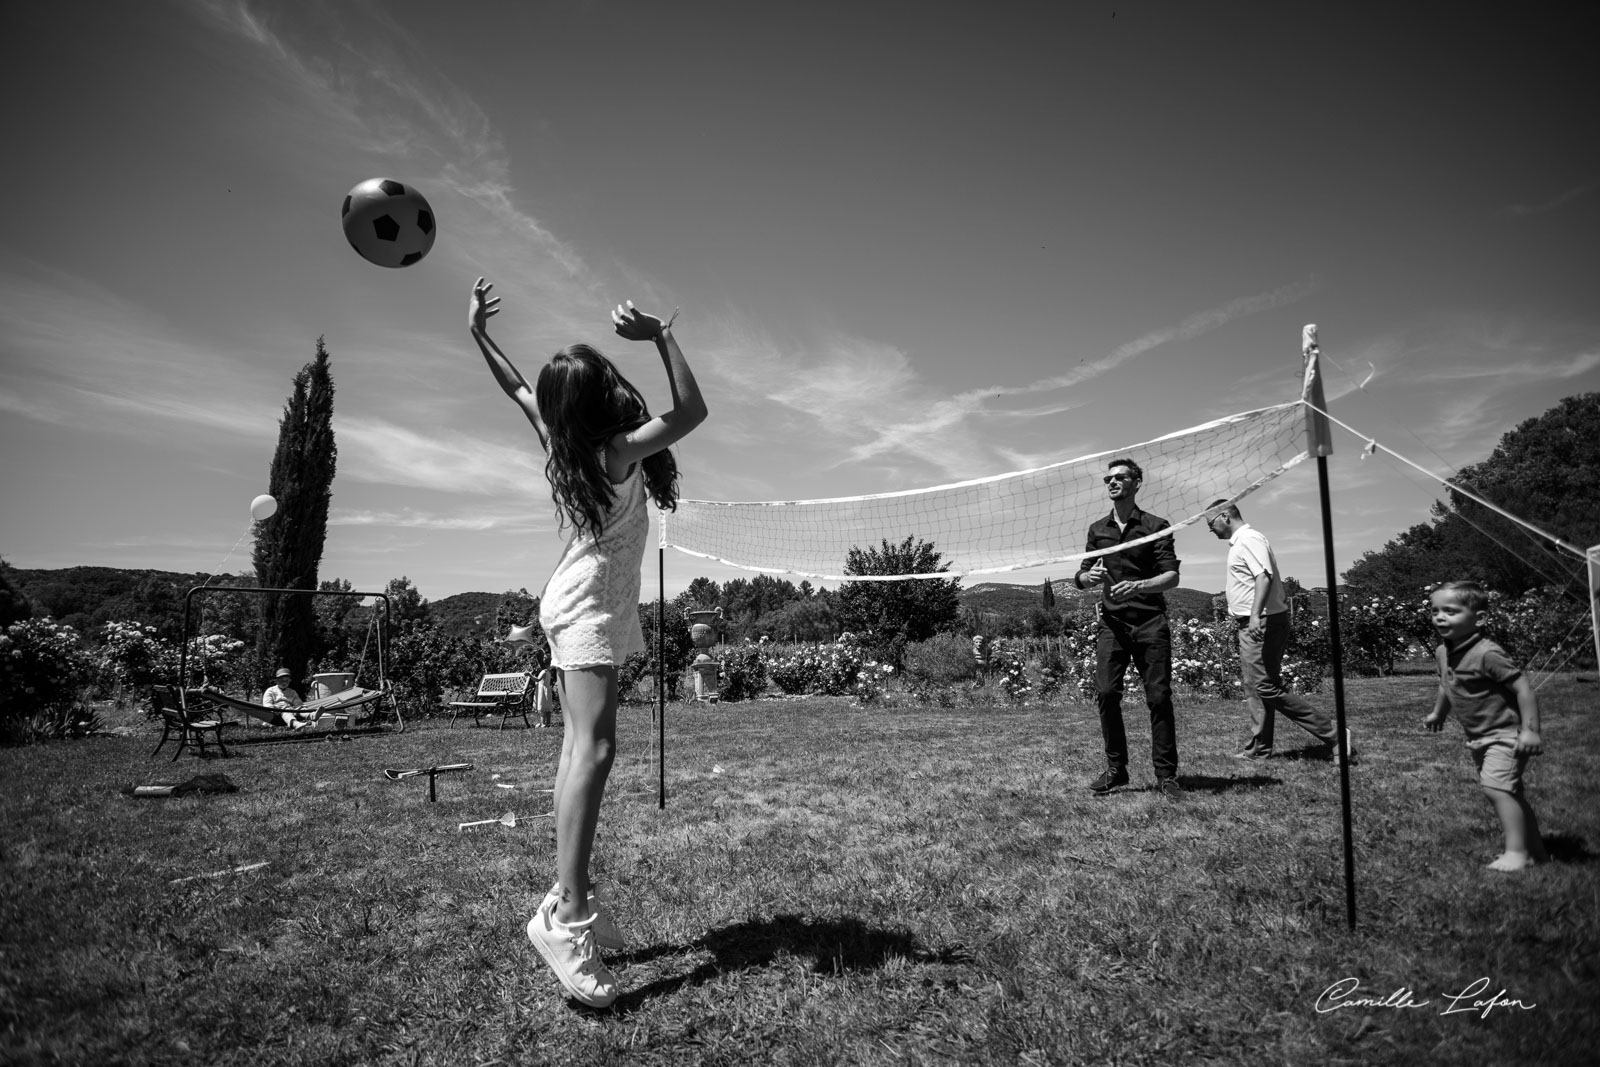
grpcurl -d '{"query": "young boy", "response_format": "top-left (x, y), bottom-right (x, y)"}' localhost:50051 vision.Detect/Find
top-left (1423, 581), bottom-right (1549, 872)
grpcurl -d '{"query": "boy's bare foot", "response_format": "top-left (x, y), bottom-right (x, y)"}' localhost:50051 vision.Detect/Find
top-left (1487, 851), bottom-right (1538, 872)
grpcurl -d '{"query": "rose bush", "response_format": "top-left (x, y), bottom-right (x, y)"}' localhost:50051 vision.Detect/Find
top-left (181, 633), bottom-right (250, 693)
top-left (716, 642), bottom-right (767, 702)
top-left (760, 637), bottom-right (866, 697)
top-left (993, 639), bottom-right (1033, 702)
top-left (1, 618), bottom-right (98, 743)
top-left (96, 622), bottom-right (168, 703)
top-left (1474, 585), bottom-right (1596, 672)
top-left (855, 660), bottom-right (895, 705)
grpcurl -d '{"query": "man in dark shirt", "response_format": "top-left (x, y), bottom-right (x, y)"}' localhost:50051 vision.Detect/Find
top-left (1073, 457), bottom-right (1183, 798)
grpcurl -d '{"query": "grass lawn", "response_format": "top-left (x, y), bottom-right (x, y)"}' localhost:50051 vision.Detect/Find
top-left (3, 676), bottom-right (1597, 1065)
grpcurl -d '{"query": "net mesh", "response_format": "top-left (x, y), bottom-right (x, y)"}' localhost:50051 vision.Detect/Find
top-left (662, 401), bottom-right (1311, 580)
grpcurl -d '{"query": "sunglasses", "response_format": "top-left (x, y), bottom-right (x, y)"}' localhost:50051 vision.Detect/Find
top-left (1102, 473), bottom-right (1137, 484)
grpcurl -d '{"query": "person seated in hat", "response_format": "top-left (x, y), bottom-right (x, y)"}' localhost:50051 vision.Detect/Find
top-left (262, 667), bottom-right (308, 727)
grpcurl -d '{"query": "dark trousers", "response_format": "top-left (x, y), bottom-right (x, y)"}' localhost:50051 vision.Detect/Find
top-left (1095, 612), bottom-right (1178, 779)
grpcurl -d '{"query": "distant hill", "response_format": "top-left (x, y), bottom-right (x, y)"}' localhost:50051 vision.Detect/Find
top-left (4, 563), bottom-right (1230, 642)
top-left (959, 581), bottom-right (1053, 618)
top-left (430, 591), bottom-right (508, 637)
top-left (2, 563), bottom-right (534, 641)
top-left (1166, 587), bottom-right (1223, 620)
top-left (5, 565), bottom-right (216, 637)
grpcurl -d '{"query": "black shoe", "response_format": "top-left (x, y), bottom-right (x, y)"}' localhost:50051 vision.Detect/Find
top-left (1156, 777), bottom-right (1185, 800)
top-left (1088, 768), bottom-right (1129, 795)
top-left (1231, 746), bottom-right (1271, 763)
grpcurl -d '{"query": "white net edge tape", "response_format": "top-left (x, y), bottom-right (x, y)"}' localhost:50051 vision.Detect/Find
top-left (669, 400), bottom-right (1304, 510)
top-left (659, 448), bottom-right (1310, 582)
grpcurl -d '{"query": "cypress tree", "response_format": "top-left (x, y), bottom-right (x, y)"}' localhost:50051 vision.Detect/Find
top-left (1042, 579), bottom-right (1056, 610)
top-left (253, 338), bottom-right (337, 692)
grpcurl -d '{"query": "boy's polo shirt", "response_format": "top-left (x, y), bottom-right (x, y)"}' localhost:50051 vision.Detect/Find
top-left (1437, 632), bottom-right (1523, 739)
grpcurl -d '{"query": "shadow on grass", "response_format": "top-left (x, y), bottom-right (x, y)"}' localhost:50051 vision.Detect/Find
top-left (1542, 833), bottom-right (1595, 865)
top-left (1178, 773), bottom-right (1281, 794)
top-left (1275, 744), bottom-right (1338, 763)
top-left (605, 914), bottom-right (971, 1011)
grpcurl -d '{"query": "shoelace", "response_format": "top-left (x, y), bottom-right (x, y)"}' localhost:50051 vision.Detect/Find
top-left (563, 920), bottom-right (603, 974)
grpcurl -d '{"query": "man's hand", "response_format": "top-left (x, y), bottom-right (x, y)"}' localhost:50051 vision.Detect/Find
top-left (1515, 726), bottom-right (1542, 756)
top-left (1422, 710), bottom-right (1447, 733)
top-left (1080, 562), bottom-right (1108, 589)
top-left (1109, 579), bottom-right (1142, 602)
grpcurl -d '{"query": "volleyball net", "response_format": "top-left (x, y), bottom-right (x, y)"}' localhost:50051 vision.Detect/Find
top-left (660, 400), bottom-right (1311, 581)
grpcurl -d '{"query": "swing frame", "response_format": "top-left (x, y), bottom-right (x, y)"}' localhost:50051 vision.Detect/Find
top-left (178, 584), bottom-right (404, 734)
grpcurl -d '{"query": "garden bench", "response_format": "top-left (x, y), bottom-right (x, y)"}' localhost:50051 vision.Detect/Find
top-left (447, 672), bottom-right (534, 730)
top-left (149, 684), bottom-right (236, 761)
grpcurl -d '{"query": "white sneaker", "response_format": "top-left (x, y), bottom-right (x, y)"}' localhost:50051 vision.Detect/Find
top-left (541, 883), bottom-right (626, 952)
top-left (526, 897), bottom-right (618, 1008)
top-left (1335, 728), bottom-right (1357, 766)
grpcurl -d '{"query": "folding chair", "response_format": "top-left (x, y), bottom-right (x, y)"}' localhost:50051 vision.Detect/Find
top-left (447, 673), bottom-right (534, 730)
top-left (149, 684), bottom-right (235, 761)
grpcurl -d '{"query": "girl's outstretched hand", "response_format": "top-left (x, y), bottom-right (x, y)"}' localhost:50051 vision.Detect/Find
top-left (612, 300), bottom-right (667, 342)
top-left (469, 277), bottom-right (500, 334)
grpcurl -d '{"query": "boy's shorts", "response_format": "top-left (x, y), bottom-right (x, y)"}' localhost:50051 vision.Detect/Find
top-left (1467, 733), bottom-right (1529, 794)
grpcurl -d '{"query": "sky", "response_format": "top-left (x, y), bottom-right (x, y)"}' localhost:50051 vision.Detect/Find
top-left (2, 1), bottom-right (1596, 608)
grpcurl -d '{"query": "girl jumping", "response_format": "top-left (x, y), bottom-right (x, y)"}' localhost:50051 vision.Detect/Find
top-left (468, 277), bottom-right (707, 1007)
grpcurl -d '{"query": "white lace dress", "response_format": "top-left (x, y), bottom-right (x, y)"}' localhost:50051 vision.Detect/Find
top-left (539, 461), bottom-right (649, 670)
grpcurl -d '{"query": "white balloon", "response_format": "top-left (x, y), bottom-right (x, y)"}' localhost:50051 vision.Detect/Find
top-left (250, 494), bottom-right (278, 521)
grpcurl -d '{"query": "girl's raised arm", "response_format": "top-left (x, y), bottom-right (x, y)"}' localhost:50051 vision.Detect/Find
top-left (468, 277), bottom-right (548, 450)
top-left (608, 301), bottom-right (708, 470)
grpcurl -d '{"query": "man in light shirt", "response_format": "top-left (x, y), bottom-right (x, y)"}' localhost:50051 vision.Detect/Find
top-left (1205, 500), bottom-right (1352, 764)
top-left (262, 666), bottom-right (307, 728)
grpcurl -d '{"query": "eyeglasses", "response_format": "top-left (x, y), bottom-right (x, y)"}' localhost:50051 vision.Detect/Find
top-left (1102, 473), bottom-right (1137, 484)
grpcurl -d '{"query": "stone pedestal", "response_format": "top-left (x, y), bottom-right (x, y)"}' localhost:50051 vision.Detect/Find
top-left (684, 608), bottom-right (723, 703)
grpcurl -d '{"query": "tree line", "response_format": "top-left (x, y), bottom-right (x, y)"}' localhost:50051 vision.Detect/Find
top-left (1342, 392), bottom-right (1599, 605)
top-left (6, 389), bottom-right (1595, 711)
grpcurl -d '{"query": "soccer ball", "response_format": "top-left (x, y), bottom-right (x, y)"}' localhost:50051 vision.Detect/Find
top-left (341, 178), bottom-right (436, 268)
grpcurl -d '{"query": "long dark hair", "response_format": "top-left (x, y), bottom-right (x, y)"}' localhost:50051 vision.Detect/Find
top-left (535, 343), bottom-right (679, 537)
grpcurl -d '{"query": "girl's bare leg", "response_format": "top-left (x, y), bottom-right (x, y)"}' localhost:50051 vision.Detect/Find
top-left (550, 666), bottom-right (617, 922)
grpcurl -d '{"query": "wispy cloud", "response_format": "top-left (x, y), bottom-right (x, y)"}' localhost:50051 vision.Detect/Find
top-left (0, 386), bottom-right (69, 425)
top-left (1006, 279), bottom-right (1321, 398)
top-left (778, 280), bottom-right (1322, 476)
top-left (335, 415), bottom-right (544, 496)
top-left (1409, 349), bottom-right (1600, 385)
top-left (85, 388), bottom-right (277, 439)
top-left (1311, 308), bottom-right (1600, 463)
top-left (196, 0), bottom-right (601, 345)
top-left (331, 507), bottom-right (546, 533)
top-left (0, 260), bottom-right (279, 441)
top-left (1504, 182), bottom-right (1597, 217)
